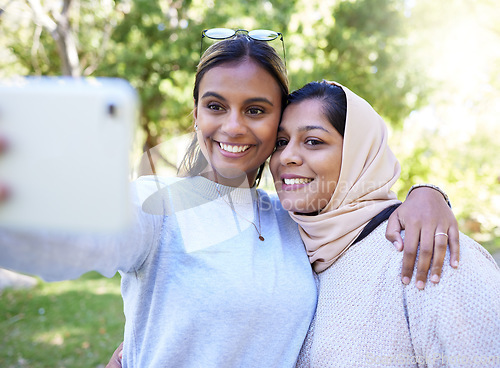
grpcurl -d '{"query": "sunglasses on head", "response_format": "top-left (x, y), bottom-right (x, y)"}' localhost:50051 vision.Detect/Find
top-left (200, 28), bottom-right (286, 66)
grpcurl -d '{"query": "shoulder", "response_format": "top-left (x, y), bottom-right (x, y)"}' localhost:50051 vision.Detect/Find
top-left (403, 233), bottom-right (500, 357)
top-left (132, 176), bottom-right (206, 216)
top-left (335, 222), bottom-right (401, 266)
top-left (434, 233), bottom-right (500, 292)
top-left (320, 222), bottom-right (404, 282)
top-left (417, 232), bottom-right (499, 288)
top-left (455, 232), bottom-right (499, 272)
top-left (258, 190), bottom-right (297, 228)
top-left (132, 175), bottom-right (184, 190)
top-left (367, 221), bottom-right (500, 283)
top-left (258, 190), bottom-right (287, 214)
top-left (402, 230), bottom-right (500, 316)
top-left (131, 175), bottom-right (182, 201)
top-left (331, 222), bottom-right (500, 288)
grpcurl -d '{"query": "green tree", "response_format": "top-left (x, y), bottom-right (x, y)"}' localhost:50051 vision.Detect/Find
top-left (285, 0), bottom-right (427, 126)
top-left (389, 0), bottom-right (500, 249)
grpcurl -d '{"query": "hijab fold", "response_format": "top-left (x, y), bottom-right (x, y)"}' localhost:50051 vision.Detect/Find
top-left (290, 82), bottom-right (401, 273)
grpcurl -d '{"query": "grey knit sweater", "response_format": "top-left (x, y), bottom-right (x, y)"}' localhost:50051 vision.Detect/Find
top-left (296, 222), bottom-right (500, 368)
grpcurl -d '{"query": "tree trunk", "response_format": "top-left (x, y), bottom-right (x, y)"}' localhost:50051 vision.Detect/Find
top-left (26, 0), bottom-right (80, 76)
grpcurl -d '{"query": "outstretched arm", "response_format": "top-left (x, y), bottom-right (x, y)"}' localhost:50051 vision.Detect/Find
top-left (386, 185), bottom-right (459, 289)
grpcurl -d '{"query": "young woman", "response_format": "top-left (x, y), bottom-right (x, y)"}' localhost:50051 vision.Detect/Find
top-left (2, 34), bottom-right (457, 367)
top-left (269, 80), bottom-right (500, 367)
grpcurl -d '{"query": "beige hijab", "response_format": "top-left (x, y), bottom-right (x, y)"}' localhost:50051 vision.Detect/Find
top-left (290, 82), bottom-right (401, 273)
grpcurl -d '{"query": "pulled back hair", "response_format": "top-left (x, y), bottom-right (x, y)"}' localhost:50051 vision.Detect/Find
top-left (178, 34), bottom-right (289, 186)
top-left (287, 81), bottom-right (347, 137)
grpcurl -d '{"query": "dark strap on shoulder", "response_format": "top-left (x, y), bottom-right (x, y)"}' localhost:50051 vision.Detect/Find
top-left (352, 203), bottom-right (401, 245)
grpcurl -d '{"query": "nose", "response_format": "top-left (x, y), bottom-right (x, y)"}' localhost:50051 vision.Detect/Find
top-left (279, 141), bottom-right (302, 166)
top-left (221, 110), bottom-right (247, 137)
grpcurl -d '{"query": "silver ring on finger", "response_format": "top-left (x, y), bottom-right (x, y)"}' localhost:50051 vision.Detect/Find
top-left (434, 232), bottom-right (448, 238)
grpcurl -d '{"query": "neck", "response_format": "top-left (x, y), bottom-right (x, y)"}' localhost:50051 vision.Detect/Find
top-left (200, 169), bottom-right (257, 188)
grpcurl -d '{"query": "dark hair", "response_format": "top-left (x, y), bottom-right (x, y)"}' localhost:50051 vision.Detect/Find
top-left (287, 81), bottom-right (347, 137)
top-left (178, 34), bottom-right (289, 186)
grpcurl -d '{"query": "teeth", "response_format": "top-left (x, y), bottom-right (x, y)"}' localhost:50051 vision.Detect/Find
top-left (284, 178), bottom-right (313, 185)
top-left (219, 143), bottom-right (250, 153)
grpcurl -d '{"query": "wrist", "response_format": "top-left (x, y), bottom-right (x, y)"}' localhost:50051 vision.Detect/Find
top-left (407, 184), bottom-right (452, 208)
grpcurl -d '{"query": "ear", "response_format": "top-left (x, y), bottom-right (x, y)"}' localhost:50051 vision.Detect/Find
top-left (193, 98), bottom-right (198, 121)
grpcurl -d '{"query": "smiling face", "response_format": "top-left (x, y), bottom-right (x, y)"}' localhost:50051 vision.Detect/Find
top-left (193, 59), bottom-right (282, 187)
top-left (270, 99), bottom-right (344, 214)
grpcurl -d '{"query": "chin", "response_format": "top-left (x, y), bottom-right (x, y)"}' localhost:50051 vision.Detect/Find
top-left (278, 195), bottom-right (305, 213)
top-left (212, 166), bottom-right (247, 179)
top-left (279, 195), bottom-right (323, 214)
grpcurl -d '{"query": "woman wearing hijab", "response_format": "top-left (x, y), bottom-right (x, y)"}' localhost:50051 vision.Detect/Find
top-left (270, 80), bottom-right (500, 368)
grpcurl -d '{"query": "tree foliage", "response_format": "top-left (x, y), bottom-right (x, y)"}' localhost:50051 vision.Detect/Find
top-left (286, 0), bottom-right (426, 125)
top-left (389, 0), bottom-right (500, 247)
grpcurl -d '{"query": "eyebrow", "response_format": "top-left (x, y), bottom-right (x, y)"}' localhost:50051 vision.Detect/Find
top-left (278, 125), bottom-right (331, 133)
top-left (200, 91), bottom-right (274, 106)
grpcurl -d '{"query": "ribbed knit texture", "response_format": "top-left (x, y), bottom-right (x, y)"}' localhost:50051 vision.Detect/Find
top-left (296, 221), bottom-right (500, 368)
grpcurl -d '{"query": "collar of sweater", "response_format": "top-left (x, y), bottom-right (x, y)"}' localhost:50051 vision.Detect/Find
top-left (191, 175), bottom-right (257, 205)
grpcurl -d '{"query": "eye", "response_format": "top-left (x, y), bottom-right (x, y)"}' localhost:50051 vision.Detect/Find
top-left (275, 138), bottom-right (288, 149)
top-left (247, 107), bottom-right (265, 115)
top-left (305, 138), bottom-right (324, 147)
top-left (207, 103), bottom-right (224, 112)
top-left (305, 138), bottom-right (323, 146)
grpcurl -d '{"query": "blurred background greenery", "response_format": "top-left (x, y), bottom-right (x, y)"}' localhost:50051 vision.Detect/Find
top-left (0, 0), bottom-right (499, 366)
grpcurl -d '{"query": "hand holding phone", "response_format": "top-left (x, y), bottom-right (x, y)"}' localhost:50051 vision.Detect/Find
top-left (0, 77), bottom-right (138, 233)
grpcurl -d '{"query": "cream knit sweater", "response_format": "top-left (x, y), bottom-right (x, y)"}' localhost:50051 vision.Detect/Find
top-left (296, 221), bottom-right (500, 368)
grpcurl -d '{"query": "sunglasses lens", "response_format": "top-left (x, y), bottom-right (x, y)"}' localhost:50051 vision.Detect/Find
top-left (248, 29), bottom-right (279, 41)
top-left (204, 28), bottom-right (236, 39)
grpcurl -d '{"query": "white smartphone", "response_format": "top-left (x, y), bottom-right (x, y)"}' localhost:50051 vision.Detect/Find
top-left (0, 77), bottom-right (138, 233)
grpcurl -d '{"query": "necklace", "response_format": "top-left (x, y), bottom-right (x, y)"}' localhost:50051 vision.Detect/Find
top-left (215, 184), bottom-right (264, 241)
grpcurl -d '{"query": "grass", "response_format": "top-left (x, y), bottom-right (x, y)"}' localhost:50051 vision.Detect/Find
top-left (0, 272), bottom-right (124, 368)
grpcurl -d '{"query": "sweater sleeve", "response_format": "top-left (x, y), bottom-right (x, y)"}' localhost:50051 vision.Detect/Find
top-left (405, 233), bottom-right (500, 367)
top-left (0, 177), bottom-right (162, 281)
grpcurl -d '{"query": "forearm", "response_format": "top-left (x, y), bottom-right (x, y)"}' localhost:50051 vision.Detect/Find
top-left (0, 227), bottom-right (132, 281)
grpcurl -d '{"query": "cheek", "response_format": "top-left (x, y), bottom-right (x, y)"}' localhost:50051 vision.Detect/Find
top-left (260, 114), bottom-right (280, 139)
top-left (302, 182), bottom-right (330, 212)
top-left (269, 154), bottom-right (279, 179)
top-left (194, 107), bottom-right (217, 132)
top-left (196, 129), bottom-right (212, 163)
top-left (196, 116), bottom-right (215, 135)
top-left (196, 115), bottom-right (218, 150)
top-left (258, 126), bottom-right (279, 156)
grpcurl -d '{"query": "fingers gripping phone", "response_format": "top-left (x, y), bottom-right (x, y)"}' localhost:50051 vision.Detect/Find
top-left (0, 77), bottom-right (137, 232)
